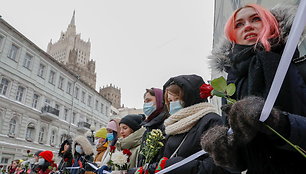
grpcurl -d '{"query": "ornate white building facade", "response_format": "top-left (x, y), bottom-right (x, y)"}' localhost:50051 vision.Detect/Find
top-left (0, 17), bottom-right (111, 166)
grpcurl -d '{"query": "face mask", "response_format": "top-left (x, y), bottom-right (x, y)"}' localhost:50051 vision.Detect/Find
top-left (143, 102), bottom-right (156, 116)
top-left (38, 158), bottom-right (45, 165)
top-left (94, 138), bottom-right (100, 145)
top-left (107, 133), bottom-right (114, 141)
top-left (29, 158), bottom-right (36, 164)
top-left (75, 145), bottom-right (84, 154)
top-left (169, 100), bottom-right (183, 115)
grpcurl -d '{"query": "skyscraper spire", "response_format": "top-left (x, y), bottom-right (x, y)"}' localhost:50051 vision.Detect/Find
top-left (70, 10), bottom-right (75, 26)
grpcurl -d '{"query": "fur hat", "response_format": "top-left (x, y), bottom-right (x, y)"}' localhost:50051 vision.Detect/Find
top-left (72, 135), bottom-right (94, 156)
top-left (95, 128), bottom-right (107, 138)
top-left (39, 151), bottom-right (53, 162)
top-left (119, 114), bottom-right (143, 131)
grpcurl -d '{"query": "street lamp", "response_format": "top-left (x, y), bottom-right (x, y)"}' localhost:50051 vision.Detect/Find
top-left (90, 125), bottom-right (96, 144)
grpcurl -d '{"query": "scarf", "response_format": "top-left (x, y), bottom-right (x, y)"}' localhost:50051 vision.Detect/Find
top-left (164, 102), bottom-right (218, 135)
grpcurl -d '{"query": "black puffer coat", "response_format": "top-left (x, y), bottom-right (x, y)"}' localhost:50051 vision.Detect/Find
top-left (161, 75), bottom-right (231, 174)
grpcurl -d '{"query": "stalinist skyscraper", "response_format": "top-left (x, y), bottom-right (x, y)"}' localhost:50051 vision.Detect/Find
top-left (47, 11), bottom-right (96, 88)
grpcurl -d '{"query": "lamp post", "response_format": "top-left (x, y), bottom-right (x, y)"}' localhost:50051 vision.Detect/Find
top-left (90, 125), bottom-right (95, 144)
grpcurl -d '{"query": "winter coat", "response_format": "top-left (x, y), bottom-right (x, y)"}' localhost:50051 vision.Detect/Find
top-left (136, 110), bottom-right (168, 167)
top-left (94, 141), bottom-right (108, 164)
top-left (35, 161), bottom-right (57, 174)
top-left (116, 127), bottom-right (146, 169)
top-left (209, 5), bottom-right (306, 117)
top-left (101, 127), bottom-right (146, 169)
top-left (58, 140), bottom-right (73, 172)
top-left (71, 136), bottom-right (94, 174)
top-left (208, 5), bottom-right (306, 174)
top-left (161, 74), bottom-right (230, 174)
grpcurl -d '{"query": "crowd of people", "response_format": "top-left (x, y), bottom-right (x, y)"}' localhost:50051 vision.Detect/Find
top-left (3, 3), bottom-right (306, 174)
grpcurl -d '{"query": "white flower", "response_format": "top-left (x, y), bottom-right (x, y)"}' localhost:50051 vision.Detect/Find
top-left (111, 151), bottom-right (128, 166)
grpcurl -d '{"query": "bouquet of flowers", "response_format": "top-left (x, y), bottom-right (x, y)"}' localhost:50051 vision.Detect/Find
top-left (137, 129), bottom-right (164, 173)
top-left (107, 146), bottom-right (132, 172)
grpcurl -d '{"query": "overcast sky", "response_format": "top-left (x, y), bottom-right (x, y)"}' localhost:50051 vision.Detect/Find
top-left (1, 0), bottom-right (214, 109)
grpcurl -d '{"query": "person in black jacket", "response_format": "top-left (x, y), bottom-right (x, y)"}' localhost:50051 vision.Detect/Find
top-left (157, 74), bottom-right (230, 174)
top-left (71, 136), bottom-right (94, 174)
top-left (204, 3), bottom-right (306, 174)
top-left (58, 139), bottom-right (73, 173)
top-left (209, 4), bottom-right (306, 117)
top-left (138, 88), bottom-right (168, 166)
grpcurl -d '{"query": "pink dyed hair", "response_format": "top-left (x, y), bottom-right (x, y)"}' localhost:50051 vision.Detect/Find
top-left (224, 4), bottom-right (280, 51)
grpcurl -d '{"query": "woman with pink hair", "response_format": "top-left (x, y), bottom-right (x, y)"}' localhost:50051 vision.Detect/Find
top-left (203, 3), bottom-right (306, 174)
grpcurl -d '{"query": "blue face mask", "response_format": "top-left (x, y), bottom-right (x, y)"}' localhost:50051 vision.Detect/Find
top-left (169, 100), bottom-right (183, 115)
top-left (143, 102), bottom-right (156, 116)
top-left (107, 133), bottom-right (114, 141)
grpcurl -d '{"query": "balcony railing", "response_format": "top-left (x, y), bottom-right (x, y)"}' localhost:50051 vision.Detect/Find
top-left (40, 106), bottom-right (59, 121)
top-left (77, 121), bottom-right (91, 132)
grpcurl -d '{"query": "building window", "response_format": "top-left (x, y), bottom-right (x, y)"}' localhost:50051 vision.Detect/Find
top-left (44, 98), bottom-right (51, 107)
top-left (87, 95), bottom-right (92, 107)
top-left (23, 53), bottom-right (33, 69)
top-left (48, 70), bottom-right (56, 85)
top-left (8, 44), bottom-right (19, 60)
top-left (64, 108), bottom-right (68, 121)
top-left (106, 106), bottom-right (109, 116)
top-left (74, 87), bottom-right (79, 99)
top-left (32, 93), bottom-right (40, 108)
top-left (58, 76), bottom-right (64, 90)
top-left (15, 86), bottom-right (25, 102)
top-left (38, 63), bottom-right (45, 78)
top-left (72, 112), bottom-right (76, 124)
top-left (81, 91), bottom-right (86, 103)
top-left (0, 35), bottom-right (4, 49)
top-left (0, 78), bottom-right (10, 96)
top-left (100, 103), bottom-right (104, 113)
top-left (38, 127), bottom-right (44, 143)
top-left (50, 130), bottom-right (56, 146)
top-left (9, 118), bottom-right (16, 136)
top-left (95, 100), bottom-right (99, 110)
top-left (25, 123), bottom-right (35, 142)
top-left (67, 82), bottom-right (72, 95)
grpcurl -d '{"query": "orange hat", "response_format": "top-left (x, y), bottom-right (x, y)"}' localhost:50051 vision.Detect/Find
top-left (39, 151), bottom-right (53, 162)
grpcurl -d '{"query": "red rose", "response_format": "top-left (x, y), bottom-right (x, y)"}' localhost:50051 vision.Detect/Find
top-left (0, 165), bottom-right (3, 168)
top-left (200, 84), bottom-right (213, 99)
top-left (64, 158), bottom-right (69, 162)
top-left (27, 150), bottom-right (31, 154)
top-left (110, 146), bottom-right (116, 153)
top-left (123, 149), bottom-right (132, 156)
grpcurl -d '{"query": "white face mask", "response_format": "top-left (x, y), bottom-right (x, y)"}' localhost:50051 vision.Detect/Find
top-left (38, 158), bottom-right (45, 165)
top-left (94, 138), bottom-right (100, 145)
top-left (29, 158), bottom-right (36, 164)
top-left (75, 145), bottom-right (84, 154)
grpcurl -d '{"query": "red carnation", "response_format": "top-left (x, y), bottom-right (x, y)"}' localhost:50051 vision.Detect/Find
top-left (64, 158), bottom-right (69, 162)
top-left (200, 84), bottom-right (213, 99)
top-left (123, 149), bottom-right (132, 156)
top-left (110, 146), bottom-right (116, 153)
top-left (27, 150), bottom-right (31, 154)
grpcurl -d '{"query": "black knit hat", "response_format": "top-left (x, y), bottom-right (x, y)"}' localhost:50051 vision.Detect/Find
top-left (119, 114), bottom-right (144, 131)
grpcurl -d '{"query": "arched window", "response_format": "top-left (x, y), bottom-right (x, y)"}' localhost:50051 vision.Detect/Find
top-left (38, 127), bottom-right (44, 143)
top-left (8, 118), bottom-right (16, 136)
top-left (50, 130), bottom-right (56, 146)
top-left (25, 122), bottom-right (35, 141)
